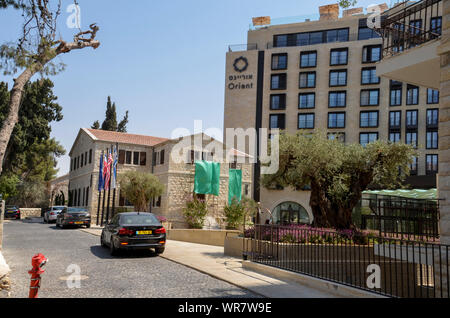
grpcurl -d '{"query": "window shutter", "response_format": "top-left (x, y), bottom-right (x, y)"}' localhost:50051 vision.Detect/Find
top-left (140, 152), bottom-right (147, 166)
top-left (118, 150), bottom-right (125, 164)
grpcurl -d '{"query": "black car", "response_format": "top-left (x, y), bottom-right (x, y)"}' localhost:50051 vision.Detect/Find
top-left (101, 212), bottom-right (166, 256)
top-left (4, 205), bottom-right (20, 219)
top-left (56, 207), bottom-right (91, 229)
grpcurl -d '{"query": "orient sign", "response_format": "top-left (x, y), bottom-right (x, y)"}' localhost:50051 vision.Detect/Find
top-left (228, 56), bottom-right (254, 90)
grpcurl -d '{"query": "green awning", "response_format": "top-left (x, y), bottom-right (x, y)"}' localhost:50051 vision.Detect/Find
top-left (362, 189), bottom-right (437, 200)
top-left (194, 161), bottom-right (221, 196)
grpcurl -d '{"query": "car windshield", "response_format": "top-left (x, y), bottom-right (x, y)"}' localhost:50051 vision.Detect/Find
top-left (52, 206), bottom-right (65, 210)
top-left (121, 214), bottom-right (160, 225)
top-left (6, 206), bottom-right (17, 209)
top-left (65, 208), bottom-right (88, 214)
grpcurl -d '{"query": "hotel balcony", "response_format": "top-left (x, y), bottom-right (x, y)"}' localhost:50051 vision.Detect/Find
top-left (376, 0), bottom-right (443, 89)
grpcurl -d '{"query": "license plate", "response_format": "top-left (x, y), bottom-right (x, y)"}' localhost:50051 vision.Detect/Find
top-left (137, 230), bottom-right (152, 235)
top-left (75, 222), bottom-right (84, 224)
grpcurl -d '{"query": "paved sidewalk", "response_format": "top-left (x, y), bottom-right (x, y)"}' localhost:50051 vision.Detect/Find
top-left (80, 227), bottom-right (335, 298)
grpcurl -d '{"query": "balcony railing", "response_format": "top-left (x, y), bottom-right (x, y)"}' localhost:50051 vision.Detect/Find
top-left (228, 43), bottom-right (258, 52)
top-left (379, 0), bottom-right (442, 57)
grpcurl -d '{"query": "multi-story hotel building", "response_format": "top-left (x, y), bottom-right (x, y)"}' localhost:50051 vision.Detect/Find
top-left (223, 3), bottom-right (441, 224)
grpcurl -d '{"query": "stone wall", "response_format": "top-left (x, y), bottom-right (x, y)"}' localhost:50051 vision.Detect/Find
top-left (20, 208), bottom-right (42, 219)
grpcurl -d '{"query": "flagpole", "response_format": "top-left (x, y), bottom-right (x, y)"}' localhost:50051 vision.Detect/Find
top-left (100, 148), bottom-right (108, 227)
top-left (106, 145), bottom-right (113, 223)
top-left (111, 143), bottom-right (118, 218)
top-left (96, 151), bottom-right (104, 226)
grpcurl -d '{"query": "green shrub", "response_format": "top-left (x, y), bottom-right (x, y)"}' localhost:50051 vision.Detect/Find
top-left (182, 197), bottom-right (208, 229)
top-left (280, 234), bottom-right (296, 243)
top-left (224, 198), bottom-right (245, 230)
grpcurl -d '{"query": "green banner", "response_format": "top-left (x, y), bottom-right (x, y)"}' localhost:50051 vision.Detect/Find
top-left (228, 169), bottom-right (242, 205)
top-left (194, 161), bottom-right (221, 196)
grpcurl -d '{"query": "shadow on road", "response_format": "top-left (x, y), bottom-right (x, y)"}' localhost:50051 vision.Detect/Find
top-left (89, 245), bottom-right (159, 260)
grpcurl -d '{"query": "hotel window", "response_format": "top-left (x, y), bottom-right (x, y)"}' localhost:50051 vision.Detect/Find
top-left (410, 157), bottom-right (418, 175)
top-left (329, 70), bottom-right (347, 86)
top-left (330, 48), bottom-right (348, 66)
top-left (360, 111), bottom-right (378, 128)
top-left (427, 89), bottom-right (439, 104)
top-left (361, 67), bottom-right (380, 85)
top-left (390, 81), bottom-right (402, 106)
top-left (389, 132), bottom-right (401, 143)
top-left (406, 85), bottom-right (419, 105)
top-left (299, 72), bottom-right (316, 88)
top-left (329, 91), bottom-right (346, 108)
top-left (300, 51), bottom-right (317, 68)
top-left (89, 149), bottom-right (92, 164)
top-left (133, 152), bottom-right (139, 165)
top-left (271, 74), bottom-right (287, 90)
top-left (270, 94), bottom-right (286, 110)
top-left (430, 17), bottom-right (442, 36)
top-left (409, 19), bottom-right (422, 35)
top-left (272, 53), bottom-right (288, 70)
top-left (80, 154), bottom-right (84, 167)
top-left (84, 152), bottom-right (87, 165)
top-left (426, 131), bottom-right (438, 149)
top-left (426, 154), bottom-right (438, 175)
top-left (298, 113), bottom-right (315, 129)
top-left (326, 28), bottom-right (349, 43)
top-left (274, 34), bottom-right (288, 47)
top-left (299, 93), bottom-right (315, 109)
top-left (360, 133), bottom-right (378, 146)
top-left (427, 109), bottom-right (439, 127)
top-left (328, 112), bottom-right (345, 128)
top-left (360, 89), bottom-right (379, 106)
top-left (406, 132), bottom-right (418, 148)
top-left (362, 45), bottom-right (381, 63)
top-left (125, 151), bottom-right (132, 164)
top-left (358, 27), bottom-right (381, 40)
top-left (389, 111), bottom-right (401, 129)
top-left (327, 133), bottom-right (345, 142)
top-left (406, 110), bottom-right (418, 128)
top-left (269, 114), bottom-right (286, 130)
top-left (308, 31), bottom-right (323, 45)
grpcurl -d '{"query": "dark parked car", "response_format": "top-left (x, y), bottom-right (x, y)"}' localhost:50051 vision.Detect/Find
top-left (56, 207), bottom-right (91, 229)
top-left (101, 212), bottom-right (166, 256)
top-left (4, 205), bottom-right (20, 219)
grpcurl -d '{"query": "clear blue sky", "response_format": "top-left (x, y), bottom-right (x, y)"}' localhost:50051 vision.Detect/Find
top-left (0, 0), bottom-right (383, 176)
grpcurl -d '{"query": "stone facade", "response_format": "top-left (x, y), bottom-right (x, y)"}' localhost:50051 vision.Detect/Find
top-left (68, 129), bottom-right (253, 228)
top-left (438, 0), bottom-right (450, 245)
top-left (49, 174), bottom-right (69, 206)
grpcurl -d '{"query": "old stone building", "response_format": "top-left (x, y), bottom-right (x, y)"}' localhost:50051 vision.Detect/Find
top-left (224, 2), bottom-right (440, 225)
top-left (68, 128), bottom-right (252, 228)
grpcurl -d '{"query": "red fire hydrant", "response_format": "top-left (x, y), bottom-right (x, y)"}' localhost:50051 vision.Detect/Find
top-left (28, 253), bottom-right (48, 298)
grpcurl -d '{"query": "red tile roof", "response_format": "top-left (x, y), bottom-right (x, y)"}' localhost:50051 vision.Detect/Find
top-left (86, 129), bottom-right (168, 147)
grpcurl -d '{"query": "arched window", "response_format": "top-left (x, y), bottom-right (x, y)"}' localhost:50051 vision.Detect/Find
top-left (272, 202), bottom-right (311, 225)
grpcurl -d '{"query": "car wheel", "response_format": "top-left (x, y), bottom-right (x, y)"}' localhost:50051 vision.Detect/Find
top-left (100, 233), bottom-right (106, 248)
top-left (155, 247), bottom-right (165, 255)
top-left (109, 238), bottom-right (118, 256)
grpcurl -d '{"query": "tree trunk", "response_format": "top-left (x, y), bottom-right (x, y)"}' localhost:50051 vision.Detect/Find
top-left (309, 182), bottom-right (332, 228)
top-left (0, 68), bottom-right (35, 175)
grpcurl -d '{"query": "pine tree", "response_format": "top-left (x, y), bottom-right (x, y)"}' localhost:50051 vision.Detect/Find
top-left (93, 96), bottom-right (129, 132)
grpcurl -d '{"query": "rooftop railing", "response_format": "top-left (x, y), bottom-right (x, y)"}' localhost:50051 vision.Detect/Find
top-left (228, 43), bottom-right (258, 52)
top-left (379, 0), bottom-right (442, 57)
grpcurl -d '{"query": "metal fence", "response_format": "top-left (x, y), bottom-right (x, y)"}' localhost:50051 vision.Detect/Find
top-left (245, 224), bottom-right (450, 298)
top-left (354, 195), bottom-right (440, 241)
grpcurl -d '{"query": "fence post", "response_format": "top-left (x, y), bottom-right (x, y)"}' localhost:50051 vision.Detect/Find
top-left (0, 200), bottom-right (4, 250)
